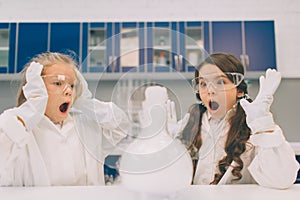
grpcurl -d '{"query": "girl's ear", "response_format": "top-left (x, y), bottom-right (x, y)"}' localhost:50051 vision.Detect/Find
top-left (237, 90), bottom-right (244, 98)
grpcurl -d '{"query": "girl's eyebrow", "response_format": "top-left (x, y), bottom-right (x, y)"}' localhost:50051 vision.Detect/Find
top-left (199, 74), bottom-right (227, 79)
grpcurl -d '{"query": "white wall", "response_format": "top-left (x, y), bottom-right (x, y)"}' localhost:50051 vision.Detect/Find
top-left (0, 0), bottom-right (300, 141)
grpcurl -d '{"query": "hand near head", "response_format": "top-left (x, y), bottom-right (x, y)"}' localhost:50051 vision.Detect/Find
top-left (72, 69), bottom-right (95, 115)
top-left (15, 62), bottom-right (48, 131)
top-left (74, 69), bottom-right (92, 100)
top-left (71, 69), bottom-right (94, 114)
top-left (240, 68), bottom-right (281, 133)
top-left (23, 62), bottom-right (48, 99)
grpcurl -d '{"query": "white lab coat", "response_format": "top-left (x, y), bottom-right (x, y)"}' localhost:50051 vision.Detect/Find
top-left (193, 110), bottom-right (299, 189)
top-left (0, 101), bottom-right (128, 186)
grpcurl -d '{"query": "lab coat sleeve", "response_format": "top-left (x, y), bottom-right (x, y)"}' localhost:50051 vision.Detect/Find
top-left (92, 99), bottom-right (129, 146)
top-left (0, 109), bottom-right (30, 186)
top-left (0, 109), bottom-right (51, 186)
top-left (248, 125), bottom-right (300, 189)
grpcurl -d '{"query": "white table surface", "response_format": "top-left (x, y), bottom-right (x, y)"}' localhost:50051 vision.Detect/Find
top-left (1, 184), bottom-right (299, 200)
top-left (290, 142), bottom-right (300, 155)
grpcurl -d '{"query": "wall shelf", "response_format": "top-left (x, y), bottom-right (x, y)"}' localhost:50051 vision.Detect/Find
top-left (83, 72), bottom-right (195, 81)
top-left (0, 71), bottom-right (266, 82)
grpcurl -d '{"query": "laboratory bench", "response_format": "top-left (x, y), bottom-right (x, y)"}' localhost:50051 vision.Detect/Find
top-left (291, 142), bottom-right (300, 184)
top-left (1, 184), bottom-right (299, 200)
top-left (103, 142), bottom-right (300, 184)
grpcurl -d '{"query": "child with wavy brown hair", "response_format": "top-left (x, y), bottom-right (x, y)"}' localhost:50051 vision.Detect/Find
top-left (181, 52), bottom-right (299, 189)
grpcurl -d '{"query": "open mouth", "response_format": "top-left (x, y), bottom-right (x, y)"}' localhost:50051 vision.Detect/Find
top-left (59, 102), bottom-right (70, 113)
top-left (209, 100), bottom-right (219, 111)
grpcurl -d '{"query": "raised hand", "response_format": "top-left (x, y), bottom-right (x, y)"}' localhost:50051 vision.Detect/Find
top-left (15, 62), bottom-right (48, 131)
top-left (166, 99), bottom-right (190, 138)
top-left (240, 68), bottom-right (281, 133)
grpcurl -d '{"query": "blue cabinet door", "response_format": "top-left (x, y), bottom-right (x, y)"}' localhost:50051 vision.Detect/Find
top-left (8, 23), bottom-right (17, 73)
top-left (244, 21), bottom-right (276, 71)
top-left (184, 21), bottom-right (203, 72)
top-left (138, 22), bottom-right (145, 72)
top-left (146, 22), bottom-right (173, 72)
top-left (106, 22), bottom-right (115, 72)
top-left (203, 21), bottom-right (210, 54)
top-left (116, 22), bottom-right (145, 73)
top-left (171, 21), bottom-right (204, 72)
top-left (171, 21), bottom-right (186, 72)
top-left (49, 23), bottom-right (81, 63)
top-left (210, 21), bottom-right (276, 72)
top-left (0, 23), bottom-right (11, 73)
top-left (81, 22), bottom-right (89, 73)
top-left (211, 21), bottom-right (243, 60)
top-left (86, 22), bottom-right (106, 73)
top-left (17, 23), bottom-right (48, 72)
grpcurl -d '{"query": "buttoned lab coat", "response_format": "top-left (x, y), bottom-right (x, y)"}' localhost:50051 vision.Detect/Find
top-left (193, 111), bottom-right (300, 189)
top-left (0, 102), bottom-right (128, 186)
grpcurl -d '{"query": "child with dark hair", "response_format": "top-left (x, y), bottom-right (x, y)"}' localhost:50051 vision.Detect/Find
top-left (181, 52), bottom-right (299, 188)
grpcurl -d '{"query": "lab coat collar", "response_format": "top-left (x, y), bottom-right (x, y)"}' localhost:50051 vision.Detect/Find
top-left (203, 106), bottom-right (236, 140)
top-left (39, 114), bottom-right (75, 137)
top-left (206, 105), bottom-right (236, 122)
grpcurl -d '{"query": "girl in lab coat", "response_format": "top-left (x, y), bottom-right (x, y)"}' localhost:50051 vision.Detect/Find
top-left (181, 52), bottom-right (299, 188)
top-left (0, 52), bottom-right (129, 186)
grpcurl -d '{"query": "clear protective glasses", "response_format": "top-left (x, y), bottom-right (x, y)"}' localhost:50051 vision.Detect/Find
top-left (41, 74), bottom-right (78, 94)
top-left (191, 72), bottom-right (244, 93)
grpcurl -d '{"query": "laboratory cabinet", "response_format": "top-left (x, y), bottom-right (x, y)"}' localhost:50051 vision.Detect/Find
top-left (0, 20), bottom-right (276, 78)
top-left (84, 22), bottom-right (146, 73)
top-left (17, 23), bottom-right (49, 72)
top-left (0, 22), bottom-right (81, 74)
top-left (296, 155), bottom-right (300, 184)
top-left (85, 21), bottom-right (203, 73)
top-left (0, 23), bottom-right (16, 73)
top-left (0, 23), bottom-right (9, 73)
top-left (209, 21), bottom-right (276, 71)
top-left (49, 23), bottom-right (81, 62)
top-left (146, 21), bottom-right (204, 72)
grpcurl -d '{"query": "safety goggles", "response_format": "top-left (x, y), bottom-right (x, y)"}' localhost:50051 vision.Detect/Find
top-left (42, 74), bottom-right (78, 94)
top-left (191, 72), bottom-right (244, 93)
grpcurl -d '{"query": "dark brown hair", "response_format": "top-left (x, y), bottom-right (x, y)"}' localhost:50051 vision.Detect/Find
top-left (181, 52), bottom-right (252, 184)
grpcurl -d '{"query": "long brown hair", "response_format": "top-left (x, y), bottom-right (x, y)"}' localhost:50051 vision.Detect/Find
top-left (17, 52), bottom-right (79, 107)
top-left (181, 52), bottom-right (252, 184)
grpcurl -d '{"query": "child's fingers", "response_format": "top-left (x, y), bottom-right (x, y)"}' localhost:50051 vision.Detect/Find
top-left (170, 101), bottom-right (176, 121)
